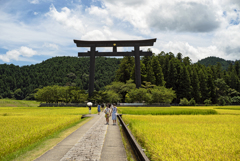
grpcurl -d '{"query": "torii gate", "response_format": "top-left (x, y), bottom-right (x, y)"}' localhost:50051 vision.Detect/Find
top-left (73, 38), bottom-right (157, 97)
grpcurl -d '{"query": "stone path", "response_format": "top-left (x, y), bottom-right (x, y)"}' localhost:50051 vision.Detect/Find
top-left (60, 114), bottom-right (107, 161)
top-left (34, 112), bottom-right (127, 161)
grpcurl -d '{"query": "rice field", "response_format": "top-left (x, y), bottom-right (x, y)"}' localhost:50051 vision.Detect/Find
top-left (0, 107), bottom-right (96, 160)
top-left (118, 107), bottom-right (217, 115)
top-left (122, 106), bottom-right (240, 161)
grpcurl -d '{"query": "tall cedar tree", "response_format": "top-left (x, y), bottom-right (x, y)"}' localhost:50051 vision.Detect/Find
top-left (198, 69), bottom-right (209, 103)
top-left (207, 68), bottom-right (217, 104)
top-left (152, 55), bottom-right (165, 86)
top-left (190, 67), bottom-right (201, 103)
top-left (115, 56), bottom-right (134, 83)
top-left (142, 56), bottom-right (155, 84)
top-left (166, 59), bottom-right (177, 90)
top-left (177, 65), bottom-right (192, 100)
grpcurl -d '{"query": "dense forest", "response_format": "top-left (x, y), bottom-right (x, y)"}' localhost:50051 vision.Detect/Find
top-left (1, 53), bottom-right (240, 105)
top-left (0, 56), bottom-right (120, 99)
top-left (198, 56), bottom-right (235, 70)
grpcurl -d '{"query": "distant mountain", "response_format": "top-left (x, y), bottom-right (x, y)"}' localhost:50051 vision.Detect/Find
top-left (197, 56), bottom-right (235, 70)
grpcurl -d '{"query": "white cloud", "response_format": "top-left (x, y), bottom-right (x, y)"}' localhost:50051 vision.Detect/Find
top-left (148, 1), bottom-right (220, 32)
top-left (43, 43), bottom-right (59, 50)
top-left (160, 41), bottom-right (226, 62)
top-left (103, 0), bottom-right (221, 34)
top-left (28, 0), bottom-right (39, 4)
top-left (82, 30), bottom-right (109, 40)
top-left (0, 47), bottom-right (37, 62)
top-left (86, 6), bottom-right (113, 26)
top-left (46, 4), bottom-right (85, 33)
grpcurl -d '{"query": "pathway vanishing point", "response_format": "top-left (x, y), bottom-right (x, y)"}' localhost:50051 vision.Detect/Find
top-left (34, 112), bottom-right (127, 161)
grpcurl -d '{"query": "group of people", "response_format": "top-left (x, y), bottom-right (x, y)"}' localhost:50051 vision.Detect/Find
top-left (97, 103), bottom-right (118, 125)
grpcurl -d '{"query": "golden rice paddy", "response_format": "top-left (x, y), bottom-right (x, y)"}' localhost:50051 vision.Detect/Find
top-left (123, 112), bottom-right (240, 161)
top-left (0, 107), bottom-right (95, 159)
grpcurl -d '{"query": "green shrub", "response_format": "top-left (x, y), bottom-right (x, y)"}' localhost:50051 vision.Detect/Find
top-left (218, 96), bottom-right (231, 106)
top-left (204, 99), bottom-right (212, 106)
top-left (179, 98), bottom-right (189, 106)
top-left (231, 96), bottom-right (240, 103)
top-left (189, 98), bottom-right (196, 106)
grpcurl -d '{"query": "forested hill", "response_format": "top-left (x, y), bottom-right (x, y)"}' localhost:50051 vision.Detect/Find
top-left (0, 56), bottom-right (121, 99)
top-left (197, 56), bottom-right (235, 70)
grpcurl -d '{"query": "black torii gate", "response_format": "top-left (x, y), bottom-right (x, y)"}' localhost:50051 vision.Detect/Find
top-left (73, 38), bottom-right (157, 97)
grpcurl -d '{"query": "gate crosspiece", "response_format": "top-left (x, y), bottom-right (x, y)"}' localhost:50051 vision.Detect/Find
top-left (73, 38), bottom-right (157, 97)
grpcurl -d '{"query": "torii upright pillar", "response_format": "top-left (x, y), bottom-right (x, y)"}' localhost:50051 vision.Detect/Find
top-left (73, 38), bottom-right (157, 97)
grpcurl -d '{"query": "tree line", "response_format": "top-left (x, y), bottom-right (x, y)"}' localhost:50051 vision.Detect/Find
top-left (35, 80), bottom-right (176, 104)
top-left (1, 53), bottom-right (240, 105)
top-left (0, 56), bottom-right (120, 100)
top-left (114, 52), bottom-right (240, 105)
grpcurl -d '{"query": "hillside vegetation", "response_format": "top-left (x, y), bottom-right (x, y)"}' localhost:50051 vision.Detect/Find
top-left (197, 56), bottom-right (237, 70)
top-left (1, 53), bottom-right (240, 105)
top-left (0, 56), bottom-right (120, 99)
top-left (0, 99), bottom-right (40, 107)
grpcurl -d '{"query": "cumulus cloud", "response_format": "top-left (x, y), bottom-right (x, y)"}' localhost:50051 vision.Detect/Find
top-left (0, 47), bottom-right (37, 62)
top-left (103, 0), bottom-right (221, 33)
top-left (148, 2), bottom-right (220, 32)
top-left (28, 0), bottom-right (39, 4)
top-left (213, 24), bottom-right (240, 55)
top-left (160, 41), bottom-right (226, 62)
top-left (43, 43), bottom-right (59, 50)
top-left (46, 4), bottom-right (85, 33)
top-left (86, 6), bottom-right (113, 26)
top-left (81, 29), bottom-right (112, 40)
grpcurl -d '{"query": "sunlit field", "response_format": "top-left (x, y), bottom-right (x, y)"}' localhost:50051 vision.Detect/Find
top-left (123, 115), bottom-right (240, 160)
top-left (0, 107), bottom-right (96, 160)
top-left (121, 106), bottom-right (240, 161)
top-left (118, 107), bottom-right (217, 115)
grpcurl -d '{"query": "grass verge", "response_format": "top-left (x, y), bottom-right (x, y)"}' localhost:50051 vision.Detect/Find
top-left (118, 120), bottom-right (136, 161)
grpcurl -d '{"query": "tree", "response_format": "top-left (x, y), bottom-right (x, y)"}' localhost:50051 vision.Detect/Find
top-left (182, 56), bottom-right (191, 66)
top-left (176, 53), bottom-right (183, 62)
top-left (142, 55), bottom-right (155, 84)
top-left (14, 88), bottom-right (24, 100)
top-left (115, 56), bottom-right (134, 83)
top-left (190, 67), bottom-right (201, 103)
top-left (177, 65), bottom-right (192, 101)
top-left (207, 70), bottom-right (217, 104)
top-left (152, 56), bottom-right (165, 86)
top-left (126, 88), bottom-right (150, 103)
top-left (106, 90), bottom-right (122, 103)
top-left (150, 86), bottom-right (176, 103)
top-left (166, 59), bottom-right (178, 90)
top-left (179, 98), bottom-right (189, 106)
top-left (198, 69), bottom-right (208, 103)
top-left (105, 80), bottom-right (136, 102)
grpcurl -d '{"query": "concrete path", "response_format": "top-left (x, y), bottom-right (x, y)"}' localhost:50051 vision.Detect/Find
top-left (34, 112), bottom-right (127, 161)
top-left (100, 122), bottom-right (127, 161)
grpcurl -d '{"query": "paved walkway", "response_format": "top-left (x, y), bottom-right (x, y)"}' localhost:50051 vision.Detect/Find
top-left (34, 112), bottom-right (127, 161)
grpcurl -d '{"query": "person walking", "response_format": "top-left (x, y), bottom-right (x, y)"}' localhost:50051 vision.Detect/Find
top-left (104, 104), bottom-right (111, 125)
top-left (97, 103), bottom-right (101, 115)
top-left (111, 103), bottom-right (118, 125)
top-left (87, 102), bottom-right (92, 114)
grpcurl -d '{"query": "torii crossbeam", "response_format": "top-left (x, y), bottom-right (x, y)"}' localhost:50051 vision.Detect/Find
top-left (73, 38), bottom-right (157, 97)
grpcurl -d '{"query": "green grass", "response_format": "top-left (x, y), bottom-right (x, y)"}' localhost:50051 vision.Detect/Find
top-left (0, 99), bottom-right (40, 107)
top-left (215, 107), bottom-right (240, 110)
top-left (118, 107), bottom-right (217, 115)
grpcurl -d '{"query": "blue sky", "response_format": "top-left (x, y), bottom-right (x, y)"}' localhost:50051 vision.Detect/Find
top-left (0, 0), bottom-right (240, 66)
